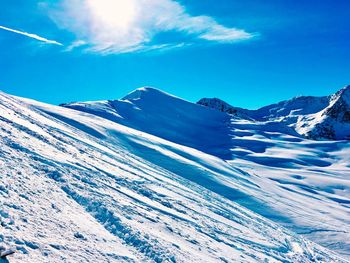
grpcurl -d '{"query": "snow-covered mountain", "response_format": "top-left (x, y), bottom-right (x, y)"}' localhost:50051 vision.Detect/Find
top-left (61, 87), bottom-right (234, 159)
top-left (0, 87), bottom-right (349, 262)
top-left (62, 87), bottom-right (349, 257)
top-left (303, 86), bottom-right (350, 140)
top-left (197, 85), bottom-right (350, 140)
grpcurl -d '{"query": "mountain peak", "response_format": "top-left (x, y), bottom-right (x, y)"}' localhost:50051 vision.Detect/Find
top-left (122, 87), bottom-right (174, 101)
top-left (335, 85), bottom-right (350, 102)
top-left (343, 84), bottom-right (350, 91)
top-left (322, 85), bottom-right (350, 124)
top-left (198, 97), bottom-right (232, 108)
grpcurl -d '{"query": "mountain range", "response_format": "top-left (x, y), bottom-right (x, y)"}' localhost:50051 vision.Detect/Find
top-left (0, 86), bottom-right (349, 262)
top-left (198, 85), bottom-right (350, 140)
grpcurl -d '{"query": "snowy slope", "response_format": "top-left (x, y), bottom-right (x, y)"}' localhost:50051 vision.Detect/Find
top-left (62, 87), bottom-right (234, 159)
top-left (0, 89), bottom-right (349, 262)
top-left (62, 87), bottom-right (350, 258)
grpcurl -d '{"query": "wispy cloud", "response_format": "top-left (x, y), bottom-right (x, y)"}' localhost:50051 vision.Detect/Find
top-left (47, 0), bottom-right (254, 54)
top-left (0, 25), bottom-right (62, 46)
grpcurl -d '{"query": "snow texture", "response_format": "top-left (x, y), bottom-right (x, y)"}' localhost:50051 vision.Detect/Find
top-left (0, 87), bottom-right (349, 262)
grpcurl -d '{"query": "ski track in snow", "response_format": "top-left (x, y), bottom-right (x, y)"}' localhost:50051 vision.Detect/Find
top-left (0, 90), bottom-right (348, 262)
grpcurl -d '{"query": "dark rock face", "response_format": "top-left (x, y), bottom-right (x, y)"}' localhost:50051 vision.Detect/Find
top-left (197, 98), bottom-right (239, 115)
top-left (306, 123), bottom-right (336, 140)
top-left (324, 86), bottom-right (350, 123)
top-left (196, 98), bottom-right (252, 120)
top-left (344, 112), bottom-right (350, 122)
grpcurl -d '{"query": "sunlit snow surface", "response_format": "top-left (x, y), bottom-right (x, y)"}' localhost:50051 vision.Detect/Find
top-left (0, 89), bottom-right (349, 262)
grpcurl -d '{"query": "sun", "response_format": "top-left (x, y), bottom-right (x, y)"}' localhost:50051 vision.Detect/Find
top-left (87, 0), bottom-right (136, 30)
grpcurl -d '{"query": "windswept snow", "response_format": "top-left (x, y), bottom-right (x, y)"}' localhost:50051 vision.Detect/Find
top-left (0, 88), bottom-right (349, 262)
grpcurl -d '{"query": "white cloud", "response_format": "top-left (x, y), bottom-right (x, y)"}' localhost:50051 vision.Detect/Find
top-left (47, 0), bottom-right (253, 54)
top-left (0, 25), bottom-right (62, 46)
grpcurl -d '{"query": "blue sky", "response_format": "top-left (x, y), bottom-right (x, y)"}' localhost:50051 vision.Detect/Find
top-left (0, 0), bottom-right (349, 109)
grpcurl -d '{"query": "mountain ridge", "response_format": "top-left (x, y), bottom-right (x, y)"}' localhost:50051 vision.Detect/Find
top-left (196, 85), bottom-right (350, 140)
top-left (61, 85), bottom-right (350, 140)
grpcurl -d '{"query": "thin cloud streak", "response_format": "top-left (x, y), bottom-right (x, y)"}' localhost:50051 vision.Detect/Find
top-left (0, 25), bottom-right (63, 46)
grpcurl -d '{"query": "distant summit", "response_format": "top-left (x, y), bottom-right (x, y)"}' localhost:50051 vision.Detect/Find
top-left (325, 85), bottom-right (350, 123)
top-left (122, 87), bottom-right (178, 101)
top-left (197, 98), bottom-right (239, 115)
top-left (307, 85), bottom-right (350, 139)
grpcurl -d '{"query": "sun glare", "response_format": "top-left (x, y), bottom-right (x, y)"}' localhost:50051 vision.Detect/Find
top-left (87, 0), bottom-right (136, 30)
